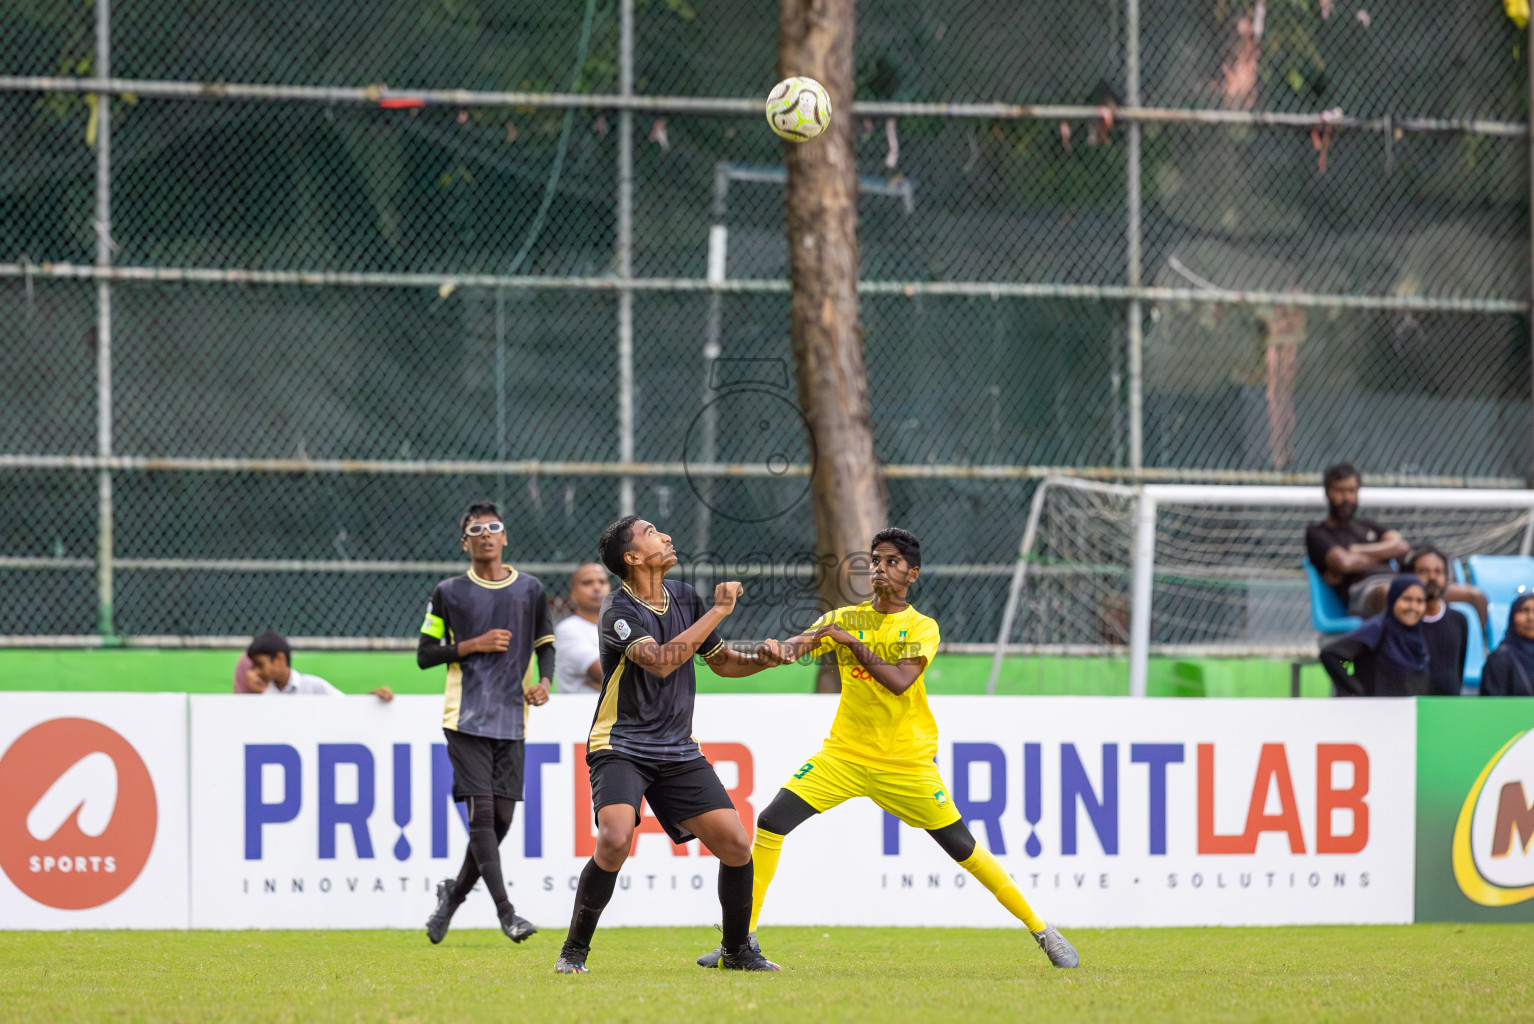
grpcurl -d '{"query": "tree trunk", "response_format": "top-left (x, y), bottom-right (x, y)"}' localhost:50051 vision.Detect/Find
top-left (780, 0), bottom-right (885, 693)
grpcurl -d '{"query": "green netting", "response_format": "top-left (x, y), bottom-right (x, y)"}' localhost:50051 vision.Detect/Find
top-left (0, 0), bottom-right (1529, 647)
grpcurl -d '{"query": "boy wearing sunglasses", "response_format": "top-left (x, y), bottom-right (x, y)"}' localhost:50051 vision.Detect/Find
top-left (418, 500), bottom-right (555, 946)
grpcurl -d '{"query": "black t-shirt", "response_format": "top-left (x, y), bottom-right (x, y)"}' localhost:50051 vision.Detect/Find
top-left (421, 567), bottom-right (554, 740)
top-left (588, 579), bottom-right (724, 763)
top-left (1319, 633), bottom-right (1432, 697)
top-left (1482, 646), bottom-right (1534, 696)
top-left (1305, 516), bottom-right (1390, 606)
top-left (1418, 606), bottom-right (1468, 696)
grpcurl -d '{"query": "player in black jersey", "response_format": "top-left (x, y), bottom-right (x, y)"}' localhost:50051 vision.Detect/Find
top-left (554, 515), bottom-right (783, 974)
top-left (418, 500), bottom-right (553, 946)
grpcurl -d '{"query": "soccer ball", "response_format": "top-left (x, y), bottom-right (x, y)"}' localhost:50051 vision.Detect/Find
top-left (765, 77), bottom-right (832, 142)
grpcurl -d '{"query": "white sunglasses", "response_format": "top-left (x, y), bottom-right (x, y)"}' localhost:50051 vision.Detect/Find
top-left (464, 521), bottom-right (505, 537)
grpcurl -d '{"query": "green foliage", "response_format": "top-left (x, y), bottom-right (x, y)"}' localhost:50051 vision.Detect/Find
top-left (1258, 0), bottom-right (1330, 104)
top-left (1006, 121), bottom-right (1128, 210)
top-left (645, 0), bottom-right (698, 21)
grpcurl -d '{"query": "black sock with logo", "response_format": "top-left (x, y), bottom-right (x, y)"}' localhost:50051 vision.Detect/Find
top-left (565, 858), bottom-right (619, 951)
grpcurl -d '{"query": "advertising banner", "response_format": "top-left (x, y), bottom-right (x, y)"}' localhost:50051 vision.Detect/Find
top-left (0, 693), bottom-right (190, 929)
top-left (191, 695), bottom-right (816, 930)
top-left (190, 694), bottom-right (1416, 930)
top-left (1415, 698), bottom-right (1534, 922)
top-left (858, 696), bottom-right (1416, 928)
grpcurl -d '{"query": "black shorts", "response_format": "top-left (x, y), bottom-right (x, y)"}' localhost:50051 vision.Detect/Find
top-left (588, 753), bottom-right (736, 844)
top-left (444, 729), bottom-right (524, 802)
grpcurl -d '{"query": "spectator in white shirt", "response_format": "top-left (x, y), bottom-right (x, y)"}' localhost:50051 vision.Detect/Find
top-left (553, 563), bottom-right (610, 697)
top-left (244, 631), bottom-right (393, 701)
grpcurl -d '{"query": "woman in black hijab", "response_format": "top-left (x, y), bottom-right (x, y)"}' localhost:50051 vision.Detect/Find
top-left (1320, 575), bottom-right (1430, 696)
top-left (1480, 593), bottom-right (1534, 697)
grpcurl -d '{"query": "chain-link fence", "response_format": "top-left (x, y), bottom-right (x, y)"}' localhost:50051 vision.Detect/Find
top-left (1, 0), bottom-right (1531, 648)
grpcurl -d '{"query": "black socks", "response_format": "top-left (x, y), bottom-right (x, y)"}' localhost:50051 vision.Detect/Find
top-left (561, 854), bottom-right (754, 953)
top-left (565, 858), bottom-right (620, 951)
top-left (455, 796), bottom-right (514, 914)
top-left (719, 858), bottom-right (754, 950)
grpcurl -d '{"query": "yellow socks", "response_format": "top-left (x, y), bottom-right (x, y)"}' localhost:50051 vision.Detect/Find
top-left (749, 829), bottom-right (1043, 936)
top-left (960, 845), bottom-right (1046, 933)
top-left (748, 827), bottom-right (784, 933)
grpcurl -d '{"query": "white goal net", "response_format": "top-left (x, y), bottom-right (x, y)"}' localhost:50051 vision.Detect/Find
top-left (989, 478), bottom-right (1534, 695)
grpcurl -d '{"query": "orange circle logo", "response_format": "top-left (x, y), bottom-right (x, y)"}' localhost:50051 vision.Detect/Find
top-left (0, 718), bottom-right (158, 909)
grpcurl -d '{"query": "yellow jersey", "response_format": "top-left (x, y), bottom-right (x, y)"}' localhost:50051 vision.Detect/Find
top-left (807, 602), bottom-right (942, 773)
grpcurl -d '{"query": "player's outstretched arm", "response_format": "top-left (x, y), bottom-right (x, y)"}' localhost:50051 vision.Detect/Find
top-left (813, 624), bottom-right (925, 695)
top-left (703, 638), bottom-right (787, 678)
top-left (627, 581), bottom-right (743, 679)
top-left (775, 632), bottom-right (823, 663)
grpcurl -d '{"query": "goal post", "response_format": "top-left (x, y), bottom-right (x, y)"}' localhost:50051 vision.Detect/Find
top-left (988, 479), bottom-right (1534, 697)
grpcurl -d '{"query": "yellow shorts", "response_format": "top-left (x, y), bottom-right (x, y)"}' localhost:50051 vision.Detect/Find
top-left (781, 748), bottom-right (961, 831)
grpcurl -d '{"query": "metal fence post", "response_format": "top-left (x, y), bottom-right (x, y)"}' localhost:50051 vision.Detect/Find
top-left (696, 162), bottom-right (731, 554)
top-left (1125, 0), bottom-right (1144, 475)
top-left (94, 0), bottom-right (116, 641)
top-left (617, 0), bottom-right (636, 516)
top-left (1127, 489), bottom-right (1156, 698)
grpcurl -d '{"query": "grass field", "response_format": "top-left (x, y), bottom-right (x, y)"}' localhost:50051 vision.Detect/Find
top-left (1, 925), bottom-right (1526, 1023)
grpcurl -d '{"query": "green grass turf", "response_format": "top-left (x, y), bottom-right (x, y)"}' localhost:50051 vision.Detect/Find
top-left (0, 925), bottom-right (1525, 1023)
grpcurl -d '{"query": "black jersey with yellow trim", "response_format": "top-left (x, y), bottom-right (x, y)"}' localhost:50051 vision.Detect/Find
top-left (587, 578), bottom-right (724, 763)
top-left (420, 565), bottom-right (554, 741)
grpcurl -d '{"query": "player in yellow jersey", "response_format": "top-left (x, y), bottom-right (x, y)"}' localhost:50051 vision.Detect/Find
top-left (696, 528), bottom-right (1078, 969)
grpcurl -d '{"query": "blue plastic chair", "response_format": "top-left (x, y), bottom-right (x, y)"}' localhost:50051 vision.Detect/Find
top-left (1453, 601), bottom-right (1487, 690)
top-left (1466, 554), bottom-right (1534, 652)
top-left (1303, 560), bottom-right (1364, 635)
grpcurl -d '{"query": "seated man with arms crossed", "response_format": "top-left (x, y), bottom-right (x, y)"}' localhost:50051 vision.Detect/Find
top-left (1306, 462), bottom-right (1485, 620)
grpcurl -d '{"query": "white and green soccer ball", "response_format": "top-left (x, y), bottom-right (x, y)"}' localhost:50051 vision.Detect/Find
top-left (765, 76), bottom-right (832, 142)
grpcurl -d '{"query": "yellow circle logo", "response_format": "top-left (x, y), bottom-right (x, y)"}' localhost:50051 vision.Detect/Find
top-left (1453, 729), bottom-right (1534, 906)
